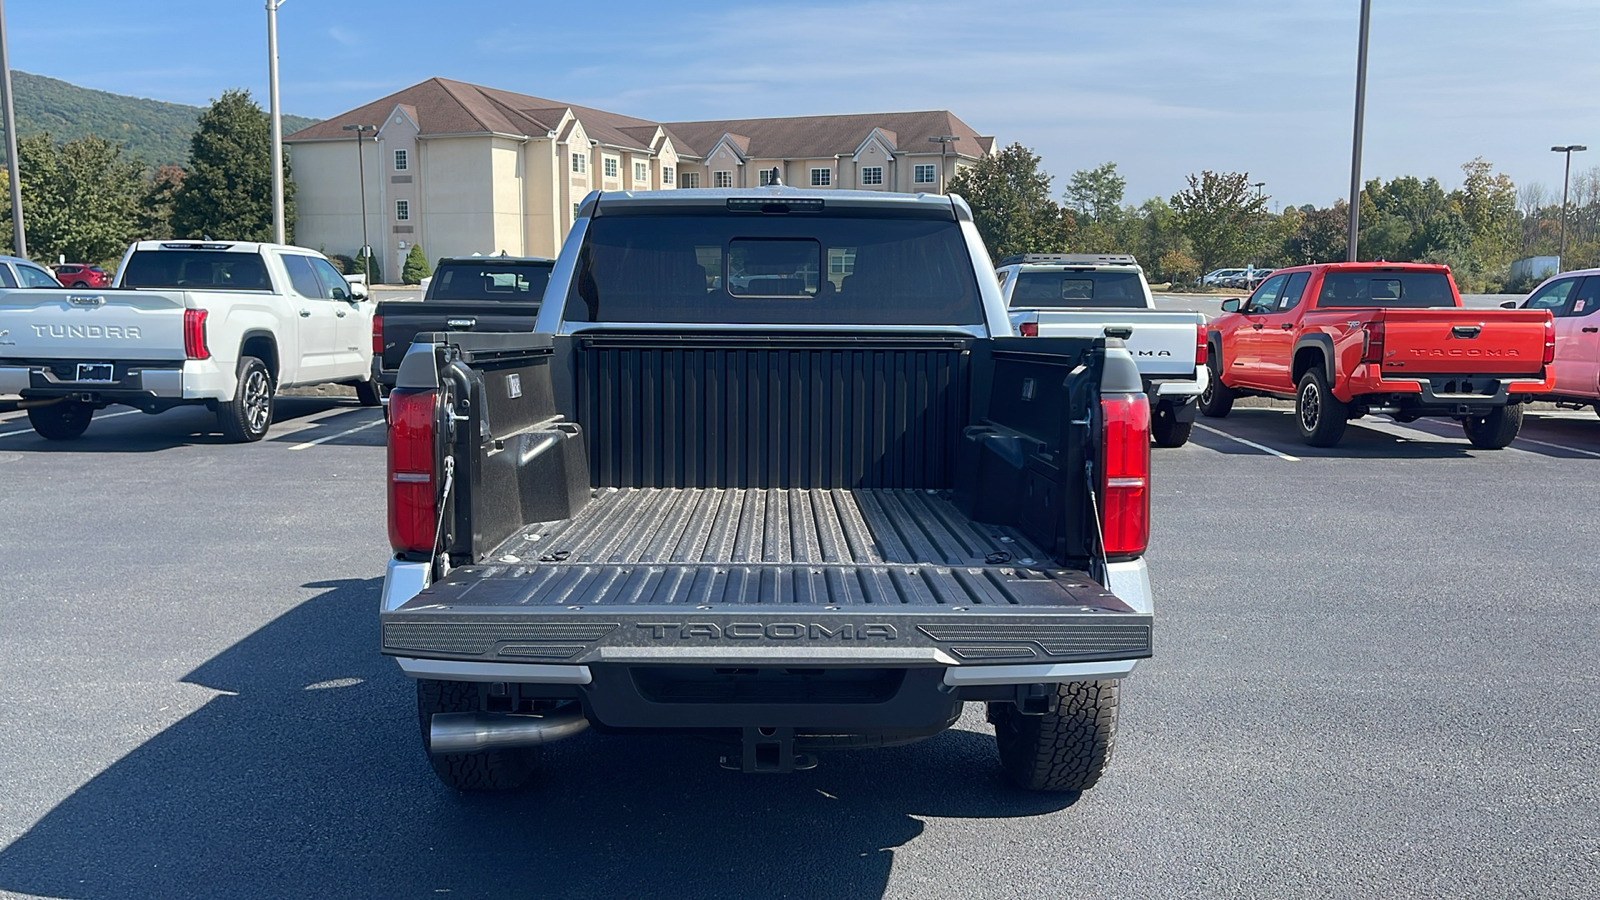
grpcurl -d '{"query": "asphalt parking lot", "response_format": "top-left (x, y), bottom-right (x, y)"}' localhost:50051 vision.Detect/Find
top-left (0, 397), bottom-right (1596, 899)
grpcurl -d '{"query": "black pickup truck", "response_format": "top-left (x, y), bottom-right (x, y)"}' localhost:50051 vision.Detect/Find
top-left (371, 255), bottom-right (554, 390)
top-left (379, 188), bottom-right (1156, 793)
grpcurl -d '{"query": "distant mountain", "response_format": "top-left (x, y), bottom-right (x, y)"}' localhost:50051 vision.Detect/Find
top-left (5, 71), bottom-right (319, 168)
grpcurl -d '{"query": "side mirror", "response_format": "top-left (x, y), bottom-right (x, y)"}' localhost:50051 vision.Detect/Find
top-left (1499, 300), bottom-right (1517, 309)
top-left (1220, 298), bottom-right (1241, 313)
top-left (349, 281), bottom-right (370, 301)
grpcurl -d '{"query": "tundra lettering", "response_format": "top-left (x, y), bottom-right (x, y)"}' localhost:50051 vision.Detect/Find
top-left (31, 323), bottom-right (142, 340)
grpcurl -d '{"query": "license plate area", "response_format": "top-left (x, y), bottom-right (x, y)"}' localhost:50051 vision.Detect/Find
top-left (74, 363), bottom-right (114, 383)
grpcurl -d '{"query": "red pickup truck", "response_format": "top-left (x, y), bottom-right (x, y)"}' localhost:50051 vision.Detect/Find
top-left (1200, 262), bottom-right (1554, 448)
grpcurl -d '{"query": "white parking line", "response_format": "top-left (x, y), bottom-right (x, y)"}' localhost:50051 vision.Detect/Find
top-left (1368, 416), bottom-right (1600, 458)
top-left (1512, 434), bottom-right (1600, 459)
top-left (0, 408), bottom-right (141, 438)
top-left (1193, 423), bottom-right (1301, 461)
top-left (287, 417), bottom-right (385, 450)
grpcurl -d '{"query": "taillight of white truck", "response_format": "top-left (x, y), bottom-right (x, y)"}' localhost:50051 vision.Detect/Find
top-left (183, 309), bottom-right (210, 360)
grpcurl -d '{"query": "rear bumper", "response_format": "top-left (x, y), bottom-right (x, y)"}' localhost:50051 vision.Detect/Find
top-left (1146, 365), bottom-right (1208, 399)
top-left (0, 358), bottom-right (237, 405)
top-left (1339, 364), bottom-right (1554, 404)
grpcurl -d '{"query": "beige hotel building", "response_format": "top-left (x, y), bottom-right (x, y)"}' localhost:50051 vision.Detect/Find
top-left (285, 78), bottom-right (994, 273)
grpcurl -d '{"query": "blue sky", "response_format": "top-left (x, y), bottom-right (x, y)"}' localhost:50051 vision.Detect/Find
top-left (7, 0), bottom-right (1598, 209)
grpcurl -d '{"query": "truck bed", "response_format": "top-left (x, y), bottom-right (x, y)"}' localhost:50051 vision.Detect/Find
top-left (384, 487), bottom-right (1149, 667)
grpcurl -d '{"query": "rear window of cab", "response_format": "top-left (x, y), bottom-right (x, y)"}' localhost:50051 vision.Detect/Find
top-left (1315, 271), bottom-right (1455, 308)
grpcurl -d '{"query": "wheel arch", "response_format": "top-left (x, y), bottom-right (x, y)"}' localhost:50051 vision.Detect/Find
top-left (1292, 335), bottom-right (1335, 385)
top-left (239, 330), bottom-right (280, 383)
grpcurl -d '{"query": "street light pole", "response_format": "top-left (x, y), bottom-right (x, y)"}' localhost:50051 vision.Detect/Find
top-left (1252, 181), bottom-right (1266, 202)
top-left (1551, 144), bottom-right (1587, 271)
top-left (343, 124), bottom-right (376, 280)
top-left (0, 0), bottom-right (26, 257)
top-left (928, 135), bottom-right (960, 193)
top-left (266, 0), bottom-right (287, 245)
top-left (1346, 0), bottom-right (1371, 262)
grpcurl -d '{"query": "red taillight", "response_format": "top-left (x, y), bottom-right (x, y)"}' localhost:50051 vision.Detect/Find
top-left (388, 388), bottom-right (439, 554)
top-left (1361, 321), bottom-right (1385, 364)
top-left (1543, 315), bottom-right (1556, 365)
top-left (1019, 320), bottom-right (1039, 337)
top-left (183, 309), bottom-right (210, 360)
top-left (372, 314), bottom-right (384, 356)
top-left (1195, 324), bottom-right (1207, 366)
top-left (1100, 392), bottom-right (1150, 557)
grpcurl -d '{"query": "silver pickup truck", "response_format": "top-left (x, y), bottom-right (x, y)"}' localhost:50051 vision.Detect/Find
top-left (999, 254), bottom-right (1207, 447)
top-left (380, 188), bottom-right (1156, 794)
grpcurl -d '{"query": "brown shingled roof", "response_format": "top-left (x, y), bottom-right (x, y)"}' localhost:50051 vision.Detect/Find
top-left (285, 78), bottom-right (991, 164)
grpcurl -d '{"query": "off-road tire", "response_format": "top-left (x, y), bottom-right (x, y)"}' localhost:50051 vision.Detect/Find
top-left (27, 402), bottom-right (94, 440)
top-left (990, 680), bottom-right (1119, 792)
top-left (1463, 403), bottom-right (1523, 450)
top-left (1197, 354), bottom-right (1233, 418)
top-left (1295, 368), bottom-right (1348, 447)
top-left (217, 356), bottom-right (274, 442)
top-left (355, 379), bottom-right (383, 407)
top-left (1150, 403), bottom-right (1193, 448)
top-left (416, 678), bottom-right (536, 791)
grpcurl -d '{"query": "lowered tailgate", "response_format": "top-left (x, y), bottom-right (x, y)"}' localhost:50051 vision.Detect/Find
top-left (0, 289), bottom-right (187, 360)
top-left (1016, 309), bottom-right (1199, 376)
top-left (1379, 309), bottom-right (1549, 375)
top-left (377, 300), bottom-right (540, 372)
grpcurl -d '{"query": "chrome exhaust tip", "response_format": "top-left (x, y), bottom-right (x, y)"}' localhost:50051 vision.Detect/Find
top-left (428, 705), bottom-right (589, 754)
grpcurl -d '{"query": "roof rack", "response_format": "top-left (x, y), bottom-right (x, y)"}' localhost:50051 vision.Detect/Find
top-left (996, 253), bottom-right (1139, 267)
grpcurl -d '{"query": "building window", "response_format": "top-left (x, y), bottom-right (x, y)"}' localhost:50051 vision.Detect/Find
top-left (662, 167), bottom-right (674, 185)
top-left (634, 161), bottom-right (649, 183)
top-left (680, 172), bottom-right (700, 189)
top-left (759, 168), bottom-right (777, 187)
top-left (573, 202), bottom-right (581, 220)
top-left (393, 149), bottom-right (408, 171)
top-left (810, 168), bottom-right (832, 186)
top-left (571, 152), bottom-right (586, 174)
top-left (713, 170), bottom-right (733, 188)
top-left (603, 157), bottom-right (619, 178)
top-left (914, 164), bottom-right (937, 184)
top-left (395, 199), bottom-right (410, 221)
top-left (860, 166), bottom-right (883, 186)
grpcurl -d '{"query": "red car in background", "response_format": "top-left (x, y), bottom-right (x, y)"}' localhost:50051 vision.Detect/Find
top-left (1200, 262), bottom-right (1555, 448)
top-left (50, 264), bottom-right (111, 288)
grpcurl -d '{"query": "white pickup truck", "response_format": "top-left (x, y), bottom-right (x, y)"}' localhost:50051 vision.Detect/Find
top-left (0, 240), bottom-right (380, 442)
top-left (998, 253), bottom-right (1208, 447)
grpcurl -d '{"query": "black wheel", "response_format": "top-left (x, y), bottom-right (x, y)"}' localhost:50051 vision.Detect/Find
top-left (217, 356), bottom-right (274, 442)
top-left (27, 402), bottom-right (94, 440)
top-left (417, 679), bottom-right (536, 791)
top-left (355, 379), bottom-right (383, 407)
top-left (1463, 403), bottom-right (1523, 450)
top-left (1197, 354), bottom-right (1233, 418)
top-left (991, 680), bottom-right (1119, 792)
top-left (1295, 368), bottom-right (1348, 447)
top-left (1150, 402), bottom-right (1193, 448)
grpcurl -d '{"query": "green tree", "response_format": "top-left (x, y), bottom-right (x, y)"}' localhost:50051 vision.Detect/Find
top-left (1065, 162), bottom-right (1126, 224)
top-left (137, 164), bottom-right (186, 240)
top-left (402, 245), bottom-right (431, 284)
top-left (1282, 203), bottom-right (1348, 265)
top-left (0, 132), bottom-right (143, 263)
top-left (1170, 171), bottom-right (1269, 274)
top-left (1452, 158), bottom-right (1518, 272)
top-left (946, 142), bottom-right (1073, 260)
top-left (170, 89), bottom-right (293, 242)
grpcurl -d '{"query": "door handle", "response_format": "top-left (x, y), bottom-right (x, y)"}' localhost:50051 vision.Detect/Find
top-left (299, 309), bottom-right (311, 317)
top-left (336, 310), bottom-right (347, 318)
top-left (1251, 323), bottom-right (1264, 330)
top-left (1279, 323), bottom-right (1293, 330)
top-left (1583, 327), bottom-right (1599, 333)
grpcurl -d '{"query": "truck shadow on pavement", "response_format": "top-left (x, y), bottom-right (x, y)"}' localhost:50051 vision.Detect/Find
top-left (0, 398), bottom-right (375, 453)
top-left (0, 578), bottom-right (1075, 900)
top-left (1195, 409), bottom-right (1478, 460)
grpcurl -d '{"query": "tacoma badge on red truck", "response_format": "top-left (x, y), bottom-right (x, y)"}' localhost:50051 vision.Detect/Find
top-left (1199, 263), bottom-right (1554, 448)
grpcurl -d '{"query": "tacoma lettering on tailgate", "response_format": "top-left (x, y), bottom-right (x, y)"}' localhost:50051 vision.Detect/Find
top-left (637, 622), bottom-right (899, 641)
top-left (1408, 348), bottom-right (1518, 358)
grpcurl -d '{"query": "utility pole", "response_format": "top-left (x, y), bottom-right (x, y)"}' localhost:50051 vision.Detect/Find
top-left (0, 0), bottom-right (25, 257)
top-left (928, 135), bottom-right (960, 193)
top-left (1552, 144), bottom-right (1587, 271)
top-left (1346, 0), bottom-right (1372, 262)
top-left (343, 124), bottom-right (376, 280)
top-left (1252, 181), bottom-right (1266, 202)
top-left (267, 0), bottom-right (287, 245)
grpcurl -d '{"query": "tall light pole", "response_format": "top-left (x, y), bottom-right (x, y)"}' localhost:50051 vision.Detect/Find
top-left (1252, 181), bottom-right (1266, 201)
top-left (1346, 0), bottom-right (1372, 262)
top-left (0, 0), bottom-right (25, 257)
top-left (343, 124), bottom-right (376, 280)
top-left (928, 135), bottom-right (960, 193)
top-left (267, 0), bottom-right (288, 245)
top-left (1551, 144), bottom-right (1587, 271)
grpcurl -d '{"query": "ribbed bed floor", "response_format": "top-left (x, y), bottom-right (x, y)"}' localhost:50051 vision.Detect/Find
top-left (488, 488), bottom-right (1044, 568)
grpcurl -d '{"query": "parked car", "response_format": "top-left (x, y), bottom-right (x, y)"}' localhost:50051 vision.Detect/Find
top-left (998, 253), bottom-right (1207, 446)
top-left (380, 187), bottom-right (1156, 794)
top-left (1200, 262), bottom-right (1555, 447)
top-left (0, 254), bottom-right (63, 289)
top-left (1203, 268), bottom-right (1245, 287)
top-left (50, 263), bottom-right (111, 288)
top-left (1509, 268), bottom-right (1600, 414)
top-left (372, 255), bottom-right (554, 391)
top-left (0, 240), bottom-right (380, 441)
